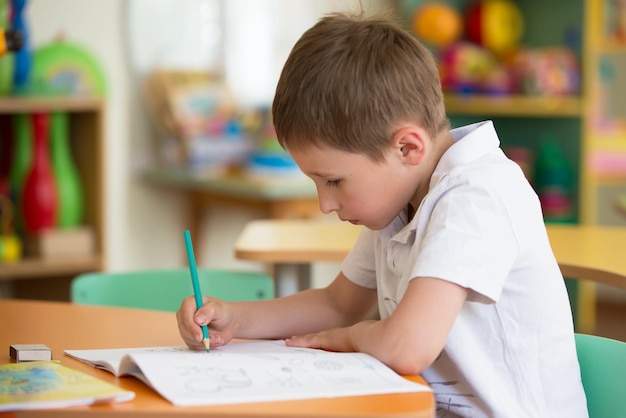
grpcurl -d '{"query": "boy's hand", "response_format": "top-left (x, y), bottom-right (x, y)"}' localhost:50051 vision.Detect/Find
top-left (176, 296), bottom-right (238, 351)
top-left (285, 326), bottom-right (355, 353)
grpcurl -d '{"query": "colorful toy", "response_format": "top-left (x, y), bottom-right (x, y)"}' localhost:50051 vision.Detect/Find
top-left (438, 41), bottom-right (498, 94)
top-left (0, 195), bottom-right (21, 262)
top-left (511, 47), bottom-right (580, 95)
top-left (0, 27), bottom-right (21, 55)
top-left (0, 114), bottom-right (12, 197)
top-left (412, 1), bottom-right (463, 48)
top-left (503, 145), bottom-right (533, 181)
top-left (21, 113), bottom-right (57, 233)
top-left (243, 108), bottom-right (300, 178)
top-left (0, 0), bottom-right (23, 94)
top-left (534, 139), bottom-right (574, 223)
top-left (50, 111), bottom-right (83, 228)
top-left (465, 0), bottom-right (524, 56)
top-left (8, 113), bottom-right (31, 232)
top-left (30, 39), bottom-right (107, 96)
top-left (11, 0), bottom-right (30, 91)
top-left (481, 62), bottom-right (514, 95)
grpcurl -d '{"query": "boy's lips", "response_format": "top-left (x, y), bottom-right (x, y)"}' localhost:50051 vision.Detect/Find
top-left (339, 216), bottom-right (359, 224)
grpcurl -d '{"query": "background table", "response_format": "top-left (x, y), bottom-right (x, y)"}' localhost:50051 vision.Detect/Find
top-left (1, 299), bottom-right (434, 418)
top-left (235, 220), bottom-right (360, 296)
top-left (144, 168), bottom-right (320, 261)
top-left (235, 220), bottom-right (626, 330)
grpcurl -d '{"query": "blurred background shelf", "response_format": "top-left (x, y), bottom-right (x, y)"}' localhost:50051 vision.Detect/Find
top-left (0, 96), bottom-right (103, 112)
top-left (0, 255), bottom-right (101, 280)
top-left (444, 95), bottom-right (583, 117)
top-left (0, 97), bottom-right (105, 300)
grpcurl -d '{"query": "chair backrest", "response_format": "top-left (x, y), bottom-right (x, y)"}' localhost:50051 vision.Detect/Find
top-left (559, 262), bottom-right (626, 292)
top-left (575, 333), bottom-right (626, 418)
top-left (71, 268), bottom-right (274, 312)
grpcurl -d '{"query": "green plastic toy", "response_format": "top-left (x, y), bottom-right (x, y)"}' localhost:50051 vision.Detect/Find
top-left (29, 39), bottom-right (107, 96)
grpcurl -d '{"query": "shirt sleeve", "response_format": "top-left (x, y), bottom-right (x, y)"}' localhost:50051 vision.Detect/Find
top-left (410, 182), bottom-right (519, 304)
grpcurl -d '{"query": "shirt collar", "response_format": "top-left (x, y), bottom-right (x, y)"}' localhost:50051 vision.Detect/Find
top-left (430, 120), bottom-right (500, 188)
top-left (388, 120), bottom-right (501, 245)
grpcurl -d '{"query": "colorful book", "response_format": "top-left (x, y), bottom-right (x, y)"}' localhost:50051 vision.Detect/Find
top-left (0, 361), bottom-right (135, 411)
top-left (64, 340), bottom-right (430, 407)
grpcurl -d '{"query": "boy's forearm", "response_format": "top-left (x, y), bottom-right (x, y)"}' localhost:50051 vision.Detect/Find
top-left (232, 273), bottom-right (376, 341)
top-left (347, 318), bottom-right (435, 375)
top-left (232, 287), bottom-right (352, 340)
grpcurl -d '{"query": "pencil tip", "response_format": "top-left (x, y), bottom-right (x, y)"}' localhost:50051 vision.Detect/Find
top-left (203, 338), bottom-right (210, 353)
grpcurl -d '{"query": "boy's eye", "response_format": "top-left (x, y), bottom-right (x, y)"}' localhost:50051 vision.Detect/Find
top-left (326, 179), bottom-right (341, 187)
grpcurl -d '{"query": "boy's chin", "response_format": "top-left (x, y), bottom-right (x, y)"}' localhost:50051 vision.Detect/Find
top-left (361, 220), bottom-right (392, 231)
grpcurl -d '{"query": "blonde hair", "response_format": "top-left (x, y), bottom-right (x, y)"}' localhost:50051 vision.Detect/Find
top-left (272, 12), bottom-right (449, 162)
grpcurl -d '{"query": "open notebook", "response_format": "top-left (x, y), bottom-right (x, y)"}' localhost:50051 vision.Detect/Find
top-left (64, 340), bottom-right (430, 407)
top-left (0, 361), bottom-right (134, 411)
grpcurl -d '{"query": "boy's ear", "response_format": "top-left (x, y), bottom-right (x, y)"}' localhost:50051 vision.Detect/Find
top-left (392, 126), bottom-right (428, 165)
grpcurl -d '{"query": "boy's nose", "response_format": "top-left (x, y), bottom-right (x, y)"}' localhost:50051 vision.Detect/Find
top-left (317, 191), bottom-right (340, 214)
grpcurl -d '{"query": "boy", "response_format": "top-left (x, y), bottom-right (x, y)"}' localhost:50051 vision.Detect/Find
top-left (177, 12), bottom-right (588, 417)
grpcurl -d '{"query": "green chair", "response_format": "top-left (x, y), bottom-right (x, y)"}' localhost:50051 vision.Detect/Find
top-left (575, 333), bottom-right (626, 418)
top-left (71, 268), bottom-right (274, 312)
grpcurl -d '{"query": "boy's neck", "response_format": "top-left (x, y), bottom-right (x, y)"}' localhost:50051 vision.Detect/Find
top-left (408, 132), bottom-right (455, 221)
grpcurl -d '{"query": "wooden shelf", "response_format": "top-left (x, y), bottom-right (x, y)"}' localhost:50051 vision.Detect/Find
top-left (0, 255), bottom-right (102, 281)
top-left (444, 95), bottom-right (583, 117)
top-left (593, 175), bottom-right (626, 185)
top-left (0, 97), bottom-right (105, 296)
top-left (598, 40), bottom-right (626, 54)
top-left (0, 96), bottom-right (103, 113)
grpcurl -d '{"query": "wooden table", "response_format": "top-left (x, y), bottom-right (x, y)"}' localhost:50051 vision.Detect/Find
top-left (234, 220), bottom-right (360, 296)
top-left (1, 299), bottom-right (434, 417)
top-left (144, 169), bottom-right (320, 261)
top-left (544, 225), bottom-right (626, 291)
top-left (235, 220), bottom-right (626, 329)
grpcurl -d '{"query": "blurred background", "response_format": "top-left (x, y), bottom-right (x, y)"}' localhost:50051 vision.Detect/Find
top-left (0, 0), bottom-right (625, 338)
top-left (1, 0), bottom-right (381, 291)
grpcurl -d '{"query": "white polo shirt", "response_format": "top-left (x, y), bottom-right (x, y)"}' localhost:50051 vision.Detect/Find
top-left (342, 121), bottom-right (588, 417)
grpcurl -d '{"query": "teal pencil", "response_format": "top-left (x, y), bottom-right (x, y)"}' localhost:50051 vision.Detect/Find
top-left (183, 230), bottom-right (210, 352)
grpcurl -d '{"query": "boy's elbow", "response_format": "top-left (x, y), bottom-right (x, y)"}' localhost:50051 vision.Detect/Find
top-left (352, 318), bottom-right (443, 376)
top-left (381, 342), bottom-right (439, 376)
top-left (386, 353), bottom-right (435, 376)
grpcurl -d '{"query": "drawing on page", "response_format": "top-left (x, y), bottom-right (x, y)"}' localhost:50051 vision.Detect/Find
top-left (268, 356), bottom-right (361, 387)
top-left (280, 357), bottom-right (306, 374)
top-left (267, 372), bottom-right (304, 388)
top-left (181, 367), bottom-right (252, 393)
top-left (313, 359), bottom-right (343, 371)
